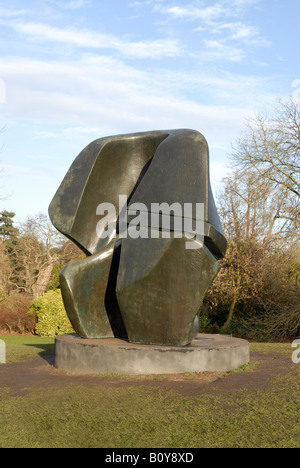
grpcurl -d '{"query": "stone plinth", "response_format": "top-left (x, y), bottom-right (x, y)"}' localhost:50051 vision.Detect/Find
top-left (55, 333), bottom-right (250, 375)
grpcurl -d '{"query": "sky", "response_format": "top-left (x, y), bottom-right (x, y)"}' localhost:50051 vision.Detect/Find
top-left (0, 0), bottom-right (299, 224)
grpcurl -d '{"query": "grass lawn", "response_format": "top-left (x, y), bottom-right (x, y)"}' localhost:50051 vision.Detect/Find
top-left (0, 335), bottom-right (299, 448)
top-left (0, 334), bottom-right (55, 363)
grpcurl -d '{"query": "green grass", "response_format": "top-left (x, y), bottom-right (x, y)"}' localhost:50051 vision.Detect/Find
top-left (249, 342), bottom-right (293, 354)
top-left (0, 335), bottom-right (299, 448)
top-left (0, 334), bottom-right (55, 363)
top-left (226, 360), bottom-right (259, 374)
top-left (1, 375), bottom-right (300, 448)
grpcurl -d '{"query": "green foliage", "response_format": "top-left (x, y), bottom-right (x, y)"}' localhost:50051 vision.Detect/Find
top-left (197, 311), bottom-right (214, 332)
top-left (46, 264), bottom-right (64, 291)
top-left (0, 211), bottom-right (18, 241)
top-left (29, 290), bottom-right (74, 337)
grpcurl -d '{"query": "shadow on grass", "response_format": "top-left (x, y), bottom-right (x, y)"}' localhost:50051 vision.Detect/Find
top-left (24, 342), bottom-right (55, 365)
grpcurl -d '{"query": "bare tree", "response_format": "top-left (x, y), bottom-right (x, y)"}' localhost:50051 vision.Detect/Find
top-left (218, 170), bottom-right (298, 248)
top-left (203, 167), bottom-right (300, 333)
top-left (10, 214), bottom-right (66, 297)
top-left (231, 97), bottom-right (300, 199)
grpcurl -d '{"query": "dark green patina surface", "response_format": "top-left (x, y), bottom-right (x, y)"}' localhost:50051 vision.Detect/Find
top-left (49, 129), bottom-right (227, 346)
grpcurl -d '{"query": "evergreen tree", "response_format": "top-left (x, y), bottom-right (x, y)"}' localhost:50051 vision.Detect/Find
top-left (0, 211), bottom-right (18, 241)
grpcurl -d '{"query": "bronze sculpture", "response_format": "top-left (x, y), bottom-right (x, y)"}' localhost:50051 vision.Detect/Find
top-left (49, 129), bottom-right (227, 346)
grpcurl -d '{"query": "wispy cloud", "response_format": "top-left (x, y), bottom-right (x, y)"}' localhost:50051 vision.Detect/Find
top-left (11, 21), bottom-right (183, 59)
top-left (41, 0), bottom-right (90, 10)
top-left (32, 126), bottom-right (105, 139)
top-left (0, 52), bottom-right (277, 150)
top-left (232, 0), bottom-right (261, 6)
top-left (60, 0), bottom-right (90, 9)
top-left (212, 21), bottom-right (271, 46)
top-left (153, 3), bottom-right (231, 22)
top-left (148, 0), bottom-right (270, 63)
top-left (0, 163), bottom-right (47, 178)
top-left (152, 1), bottom-right (269, 46)
top-left (213, 21), bottom-right (258, 39)
top-left (0, 7), bottom-right (28, 18)
top-left (202, 40), bottom-right (245, 62)
top-left (0, 0), bottom-right (292, 225)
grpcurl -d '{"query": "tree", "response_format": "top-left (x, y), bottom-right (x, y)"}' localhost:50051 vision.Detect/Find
top-left (206, 98), bottom-right (300, 337)
top-left (8, 213), bottom-right (84, 297)
top-left (202, 168), bottom-right (300, 337)
top-left (218, 170), bottom-right (298, 248)
top-left (45, 241), bottom-right (84, 292)
top-left (231, 97), bottom-right (300, 200)
top-left (12, 214), bottom-right (66, 297)
top-left (0, 211), bottom-right (18, 241)
top-left (0, 210), bottom-right (83, 299)
top-left (0, 239), bottom-right (11, 300)
top-left (0, 212), bottom-right (19, 296)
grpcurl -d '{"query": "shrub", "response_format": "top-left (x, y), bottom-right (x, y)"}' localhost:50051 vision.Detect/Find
top-left (46, 263), bottom-right (64, 292)
top-left (29, 290), bottom-right (74, 337)
top-left (0, 292), bottom-right (36, 333)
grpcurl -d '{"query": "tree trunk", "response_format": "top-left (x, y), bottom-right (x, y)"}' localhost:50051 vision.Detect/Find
top-left (222, 290), bottom-right (238, 330)
top-left (32, 263), bottom-right (56, 298)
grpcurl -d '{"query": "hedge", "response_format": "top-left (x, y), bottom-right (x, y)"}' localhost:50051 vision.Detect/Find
top-left (30, 290), bottom-right (74, 337)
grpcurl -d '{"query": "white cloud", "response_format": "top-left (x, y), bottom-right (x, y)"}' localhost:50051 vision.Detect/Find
top-left (213, 22), bottom-right (258, 38)
top-left (153, 3), bottom-right (231, 22)
top-left (153, 0), bottom-right (262, 20)
top-left (231, 24), bottom-right (259, 40)
top-left (212, 21), bottom-right (271, 46)
top-left (11, 21), bottom-right (183, 59)
top-left (0, 8), bottom-right (28, 18)
top-left (151, 1), bottom-right (270, 58)
top-left (0, 53), bottom-right (274, 155)
top-left (203, 40), bottom-right (245, 62)
top-left (60, 0), bottom-right (90, 9)
top-left (232, 0), bottom-right (261, 6)
top-left (32, 126), bottom-right (105, 140)
top-left (0, 163), bottom-right (46, 178)
top-left (41, 0), bottom-right (90, 10)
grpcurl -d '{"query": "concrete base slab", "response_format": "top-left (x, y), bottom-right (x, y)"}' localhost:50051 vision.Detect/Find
top-left (55, 333), bottom-right (250, 375)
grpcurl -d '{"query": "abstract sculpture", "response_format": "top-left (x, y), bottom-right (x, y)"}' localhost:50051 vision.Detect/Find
top-left (49, 129), bottom-right (227, 346)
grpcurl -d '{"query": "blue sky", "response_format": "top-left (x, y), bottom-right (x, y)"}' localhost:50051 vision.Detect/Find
top-left (0, 0), bottom-right (299, 224)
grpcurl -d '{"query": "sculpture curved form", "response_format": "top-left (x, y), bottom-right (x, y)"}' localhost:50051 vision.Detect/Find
top-left (49, 129), bottom-right (227, 346)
